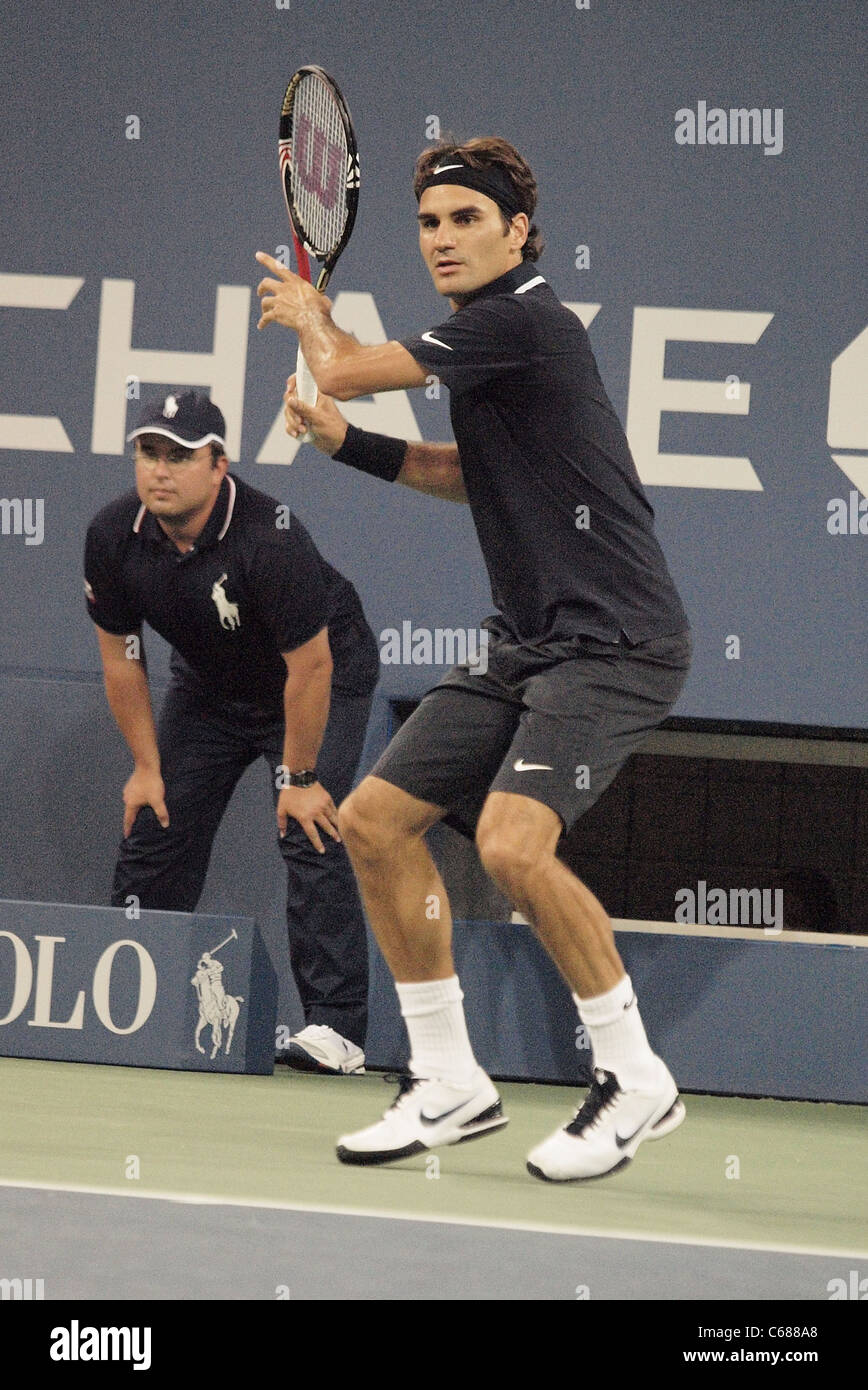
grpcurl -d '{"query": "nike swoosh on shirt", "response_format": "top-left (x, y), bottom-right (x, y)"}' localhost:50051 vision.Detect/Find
top-left (421, 331), bottom-right (453, 350)
top-left (419, 1100), bottom-right (472, 1126)
top-left (513, 759), bottom-right (554, 772)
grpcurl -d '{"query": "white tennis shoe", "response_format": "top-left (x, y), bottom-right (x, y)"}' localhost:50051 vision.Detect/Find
top-left (283, 1024), bottom-right (366, 1075)
top-left (336, 1068), bottom-right (509, 1165)
top-left (527, 1062), bottom-right (685, 1182)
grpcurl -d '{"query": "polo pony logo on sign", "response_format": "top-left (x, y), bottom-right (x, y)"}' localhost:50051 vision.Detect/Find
top-left (211, 573), bottom-right (240, 630)
top-left (191, 929), bottom-right (244, 1060)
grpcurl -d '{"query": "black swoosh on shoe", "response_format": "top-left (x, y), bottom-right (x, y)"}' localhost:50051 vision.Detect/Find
top-left (419, 1099), bottom-right (475, 1126)
top-left (615, 1098), bottom-right (681, 1148)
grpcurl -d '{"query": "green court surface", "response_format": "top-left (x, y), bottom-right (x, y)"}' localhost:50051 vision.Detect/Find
top-left (1, 1056), bottom-right (864, 1256)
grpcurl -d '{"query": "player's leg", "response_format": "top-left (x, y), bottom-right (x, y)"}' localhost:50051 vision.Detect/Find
top-left (477, 792), bottom-right (624, 992)
top-left (333, 678), bottom-right (520, 1164)
top-left (336, 775), bottom-right (509, 1164)
top-left (262, 689), bottom-right (372, 1074)
top-left (111, 683), bottom-right (249, 912)
top-left (337, 774), bottom-right (454, 979)
top-left (475, 629), bottom-right (692, 1181)
top-left (339, 677), bottom-right (519, 983)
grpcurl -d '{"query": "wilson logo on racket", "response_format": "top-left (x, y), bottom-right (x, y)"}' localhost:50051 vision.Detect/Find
top-left (294, 111), bottom-right (344, 206)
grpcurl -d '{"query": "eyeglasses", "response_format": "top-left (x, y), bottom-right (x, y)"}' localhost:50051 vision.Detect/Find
top-left (135, 444), bottom-right (202, 470)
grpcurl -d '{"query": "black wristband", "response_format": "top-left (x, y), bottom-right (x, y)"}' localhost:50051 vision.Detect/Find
top-left (333, 425), bottom-right (407, 483)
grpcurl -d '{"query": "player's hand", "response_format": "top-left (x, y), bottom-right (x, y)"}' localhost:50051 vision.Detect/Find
top-left (283, 374), bottom-right (348, 456)
top-left (276, 783), bottom-right (341, 854)
top-left (254, 252), bottom-right (331, 330)
top-left (122, 767), bottom-right (169, 837)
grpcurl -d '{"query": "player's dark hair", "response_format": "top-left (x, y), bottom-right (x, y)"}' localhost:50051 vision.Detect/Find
top-left (210, 443), bottom-right (224, 467)
top-left (413, 136), bottom-right (544, 262)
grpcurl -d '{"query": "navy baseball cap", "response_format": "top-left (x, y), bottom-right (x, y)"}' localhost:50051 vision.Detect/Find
top-left (126, 391), bottom-right (227, 449)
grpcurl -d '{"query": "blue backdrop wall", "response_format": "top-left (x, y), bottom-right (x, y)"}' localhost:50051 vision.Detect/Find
top-left (0, 1), bottom-right (865, 1026)
top-left (1, 0), bottom-right (865, 721)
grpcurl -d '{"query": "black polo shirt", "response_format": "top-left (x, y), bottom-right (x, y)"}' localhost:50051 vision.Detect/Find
top-left (401, 263), bottom-right (689, 647)
top-left (84, 474), bottom-right (379, 710)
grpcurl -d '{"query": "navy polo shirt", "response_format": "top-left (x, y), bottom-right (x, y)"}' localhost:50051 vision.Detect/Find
top-left (401, 263), bottom-right (689, 647)
top-left (84, 474), bottom-right (379, 709)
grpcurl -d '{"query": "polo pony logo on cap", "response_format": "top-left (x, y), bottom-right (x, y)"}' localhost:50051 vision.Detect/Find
top-left (162, 395), bottom-right (180, 418)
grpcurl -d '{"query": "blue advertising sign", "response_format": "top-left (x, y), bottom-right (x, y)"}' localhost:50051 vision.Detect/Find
top-left (0, 900), bottom-right (277, 1074)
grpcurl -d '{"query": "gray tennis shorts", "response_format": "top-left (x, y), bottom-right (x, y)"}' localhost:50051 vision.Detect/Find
top-left (370, 625), bottom-right (693, 839)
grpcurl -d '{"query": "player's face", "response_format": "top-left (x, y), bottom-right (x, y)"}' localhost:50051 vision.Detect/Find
top-left (134, 436), bottom-right (226, 528)
top-left (417, 185), bottom-right (528, 302)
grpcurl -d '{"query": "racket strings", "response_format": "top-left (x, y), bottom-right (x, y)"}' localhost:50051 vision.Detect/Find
top-left (291, 74), bottom-right (350, 257)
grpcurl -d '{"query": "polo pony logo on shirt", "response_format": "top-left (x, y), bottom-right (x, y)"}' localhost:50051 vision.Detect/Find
top-left (211, 572), bottom-right (240, 630)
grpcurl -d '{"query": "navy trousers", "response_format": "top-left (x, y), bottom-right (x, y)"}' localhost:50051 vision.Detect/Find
top-left (111, 680), bottom-right (372, 1047)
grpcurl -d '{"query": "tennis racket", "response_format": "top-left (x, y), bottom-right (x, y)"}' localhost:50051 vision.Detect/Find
top-left (279, 65), bottom-right (360, 440)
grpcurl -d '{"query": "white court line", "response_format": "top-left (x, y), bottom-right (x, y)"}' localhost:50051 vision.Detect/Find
top-left (0, 1176), bottom-right (864, 1261)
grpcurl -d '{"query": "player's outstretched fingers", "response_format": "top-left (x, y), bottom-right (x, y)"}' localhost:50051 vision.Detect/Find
top-left (254, 250), bottom-right (292, 279)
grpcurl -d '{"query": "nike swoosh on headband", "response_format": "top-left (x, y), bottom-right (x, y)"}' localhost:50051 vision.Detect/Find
top-left (513, 759), bottom-right (554, 772)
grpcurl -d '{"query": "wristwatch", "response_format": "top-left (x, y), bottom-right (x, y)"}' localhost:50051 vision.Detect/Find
top-left (287, 769), bottom-right (318, 788)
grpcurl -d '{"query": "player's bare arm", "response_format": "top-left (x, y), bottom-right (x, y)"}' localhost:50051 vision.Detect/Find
top-left (256, 252), bottom-right (427, 398)
top-left (282, 375), bottom-right (468, 503)
top-left (95, 625), bottom-right (169, 834)
top-left (394, 442), bottom-right (466, 502)
top-left (278, 626), bottom-right (341, 854)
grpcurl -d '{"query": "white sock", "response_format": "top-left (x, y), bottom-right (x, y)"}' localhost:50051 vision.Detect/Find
top-left (574, 975), bottom-right (660, 1089)
top-left (395, 976), bottom-right (479, 1085)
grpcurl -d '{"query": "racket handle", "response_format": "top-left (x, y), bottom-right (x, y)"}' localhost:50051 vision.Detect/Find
top-left (295, 345), bottom-right (317, 445)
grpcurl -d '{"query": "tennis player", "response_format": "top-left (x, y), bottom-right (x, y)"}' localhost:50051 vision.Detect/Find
top-left (256, 137), bottom-right (692, 1180)
top-left (84, 391), bottom-right (379, 1074)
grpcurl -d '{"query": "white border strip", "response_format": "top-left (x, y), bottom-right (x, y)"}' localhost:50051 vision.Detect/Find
top-left (509, 915), bottom-right (868, 947)
top-left (0, 1177), bottom-right (863, 1260)
top-left (641, 729), bottom-right (868, 767)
